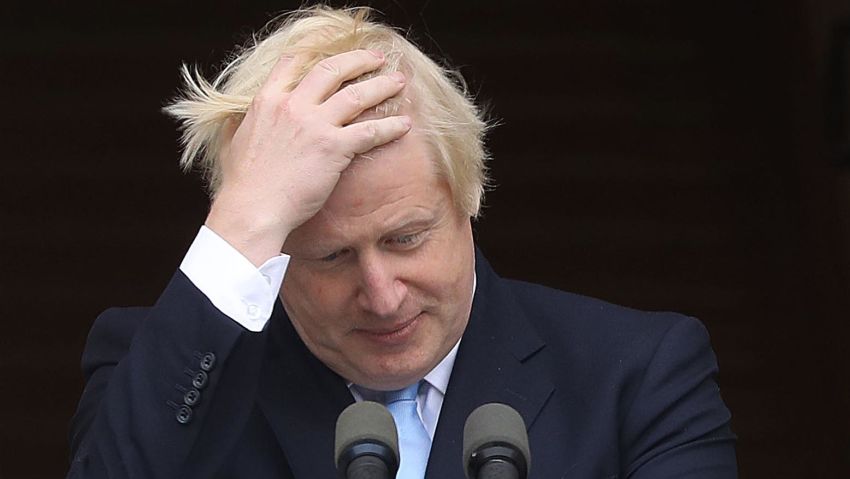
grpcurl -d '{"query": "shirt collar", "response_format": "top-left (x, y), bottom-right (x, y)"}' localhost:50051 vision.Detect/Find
top-left (421, 338), bottom-right (460, 395)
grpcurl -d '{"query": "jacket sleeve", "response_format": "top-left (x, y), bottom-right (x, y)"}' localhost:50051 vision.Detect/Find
top-left (67, 271), bottom-right (268, 479)
top-left (622, 316), bottom-right (738, 478)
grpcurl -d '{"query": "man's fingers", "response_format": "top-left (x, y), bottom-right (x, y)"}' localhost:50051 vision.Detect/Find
top-left (343, 115), bottom-right (412, 156)
top-left (321, 72), bottom-right (406, 125)
top-left (295, 49), bottom-right (386, 104)
top-left (250, 53), bottom-right (305, 114)
top-left (257, 54), bottom-right (299, 97)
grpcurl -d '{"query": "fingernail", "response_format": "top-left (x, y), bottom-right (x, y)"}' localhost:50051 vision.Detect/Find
top-left (390, 71), bottom-right (405, 83)
top-left (400, 116), bottom-right (412, 128)
top-left (369, 49), bottom-right (385, 60)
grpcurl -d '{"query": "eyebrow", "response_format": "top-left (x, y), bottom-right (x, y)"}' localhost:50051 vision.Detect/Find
top-left (304, 209), bottom-right (440, 258)
top-left (383, 213), bottom-right (439, 235)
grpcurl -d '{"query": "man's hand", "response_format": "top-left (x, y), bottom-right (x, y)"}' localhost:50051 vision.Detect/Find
top-left (205, 49), bottom-right (411, 266)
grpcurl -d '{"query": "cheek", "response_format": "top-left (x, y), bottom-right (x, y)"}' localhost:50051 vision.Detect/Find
top-left (283, 275), bottom-right (358, 356)
top-left (283, 266), bottom-right (349, 324)
top-left (285, 264), bottom-right (337, 300)
top-left (422, 232), bottom-right (472, 290)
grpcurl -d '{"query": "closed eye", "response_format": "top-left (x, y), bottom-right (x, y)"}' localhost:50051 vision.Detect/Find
top-left (385, 231), bottom-right (425, 249)
top-left (320, 247), bottom-right (351, 262)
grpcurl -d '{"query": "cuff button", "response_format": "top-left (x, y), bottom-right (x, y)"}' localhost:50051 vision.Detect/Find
top-left (184, 388), bottom-right (201, 406)
top-left (192, 370), bottom-right (209, 389)
top-left (176, 405), bottom-right (193, 424)
top-left (200, 352), bottom-right (216, 371)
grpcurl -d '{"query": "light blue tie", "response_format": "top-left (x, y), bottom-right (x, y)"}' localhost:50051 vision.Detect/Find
top-left (384, 382), bottom-right (431, 479)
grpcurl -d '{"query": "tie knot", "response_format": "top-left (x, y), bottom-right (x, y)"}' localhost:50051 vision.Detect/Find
top-left (384, 381), bottom-right (421, 405)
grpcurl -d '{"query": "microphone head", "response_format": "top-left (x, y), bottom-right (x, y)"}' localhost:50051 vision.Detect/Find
top-left (335, 401), bottom-right (399, 475)
top-left (463, 403), bottom-right (530, 479)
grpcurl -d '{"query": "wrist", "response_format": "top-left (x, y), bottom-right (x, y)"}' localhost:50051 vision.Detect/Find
top-left (205, 194), bottom-right (293, 267)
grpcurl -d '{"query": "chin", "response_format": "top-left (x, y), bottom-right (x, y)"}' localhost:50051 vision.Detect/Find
top-left (358, 378), bottom-right (415, 392)
top-left (354, 360), bottom-right (432, 391)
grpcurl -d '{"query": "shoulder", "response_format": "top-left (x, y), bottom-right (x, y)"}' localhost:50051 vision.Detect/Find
top-left (504, 277), bottom-right (703, 342)
top-left (497, 278), bottom-right (715, 383)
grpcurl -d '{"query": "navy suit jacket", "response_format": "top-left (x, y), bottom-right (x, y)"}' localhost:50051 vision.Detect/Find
top-left (68, 250), bottom-right (736, 478)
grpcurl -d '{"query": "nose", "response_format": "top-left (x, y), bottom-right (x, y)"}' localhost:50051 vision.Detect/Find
top-left (356, 252), bottom-right (407, 317)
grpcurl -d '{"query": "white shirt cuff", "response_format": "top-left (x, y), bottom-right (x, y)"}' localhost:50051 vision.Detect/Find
top-left (179, 225), bottom-right (289, 332)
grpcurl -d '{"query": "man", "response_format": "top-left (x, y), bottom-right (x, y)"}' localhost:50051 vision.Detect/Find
top-left (68, 6), bottom-right (737, 478)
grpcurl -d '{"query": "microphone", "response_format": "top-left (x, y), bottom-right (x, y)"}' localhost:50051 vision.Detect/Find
top-left (463, 403), bottom-right (530, 479)
top-left (335, 401), bottom-right (400, 479)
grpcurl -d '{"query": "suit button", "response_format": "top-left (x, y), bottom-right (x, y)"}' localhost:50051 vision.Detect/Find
top-left (176, 405), bottom-right (193, 424)
top-left (184, 388), bottom-right (201, 406)
top-left (192, 370), bottom-right (208, 389)
top-left (200, 352), bottom-right (216, 371)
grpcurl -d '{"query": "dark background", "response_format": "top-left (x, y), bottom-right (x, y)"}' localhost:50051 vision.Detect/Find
top-left (2, 0), bottom-right (850, 477)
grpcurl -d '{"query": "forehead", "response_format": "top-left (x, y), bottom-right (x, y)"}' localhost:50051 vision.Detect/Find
top-left (328, 132), bottom-right (437, 212)
top-left (285, 130), bottom-right (448, 252)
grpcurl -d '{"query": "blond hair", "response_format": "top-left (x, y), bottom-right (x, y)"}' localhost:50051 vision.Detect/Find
top-left (164, 5), bottom-right (491, 217)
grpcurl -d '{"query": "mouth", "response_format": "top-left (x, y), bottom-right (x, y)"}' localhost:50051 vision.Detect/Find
top-left (357, 312), bottom-right (424, 345)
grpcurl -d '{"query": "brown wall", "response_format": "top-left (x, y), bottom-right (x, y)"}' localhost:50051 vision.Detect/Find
top-left (2, 1), bottom-right (849, 477)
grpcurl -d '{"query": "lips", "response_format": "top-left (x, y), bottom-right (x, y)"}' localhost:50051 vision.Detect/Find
top-left (357, 312), bottom-right (424, 343)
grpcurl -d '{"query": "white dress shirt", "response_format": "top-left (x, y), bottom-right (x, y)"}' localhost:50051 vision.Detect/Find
top-left (180, 226), bottom-right (289, 332)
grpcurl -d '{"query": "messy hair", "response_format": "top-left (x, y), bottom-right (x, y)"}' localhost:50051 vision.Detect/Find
top-left (163, 5), bottom-right (491, 217)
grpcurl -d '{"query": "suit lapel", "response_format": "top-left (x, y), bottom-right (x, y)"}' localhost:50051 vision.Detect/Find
top-left (425, 250), bottom-right (554, 478)
top-left (256, 303), bottom-right (354, 478)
